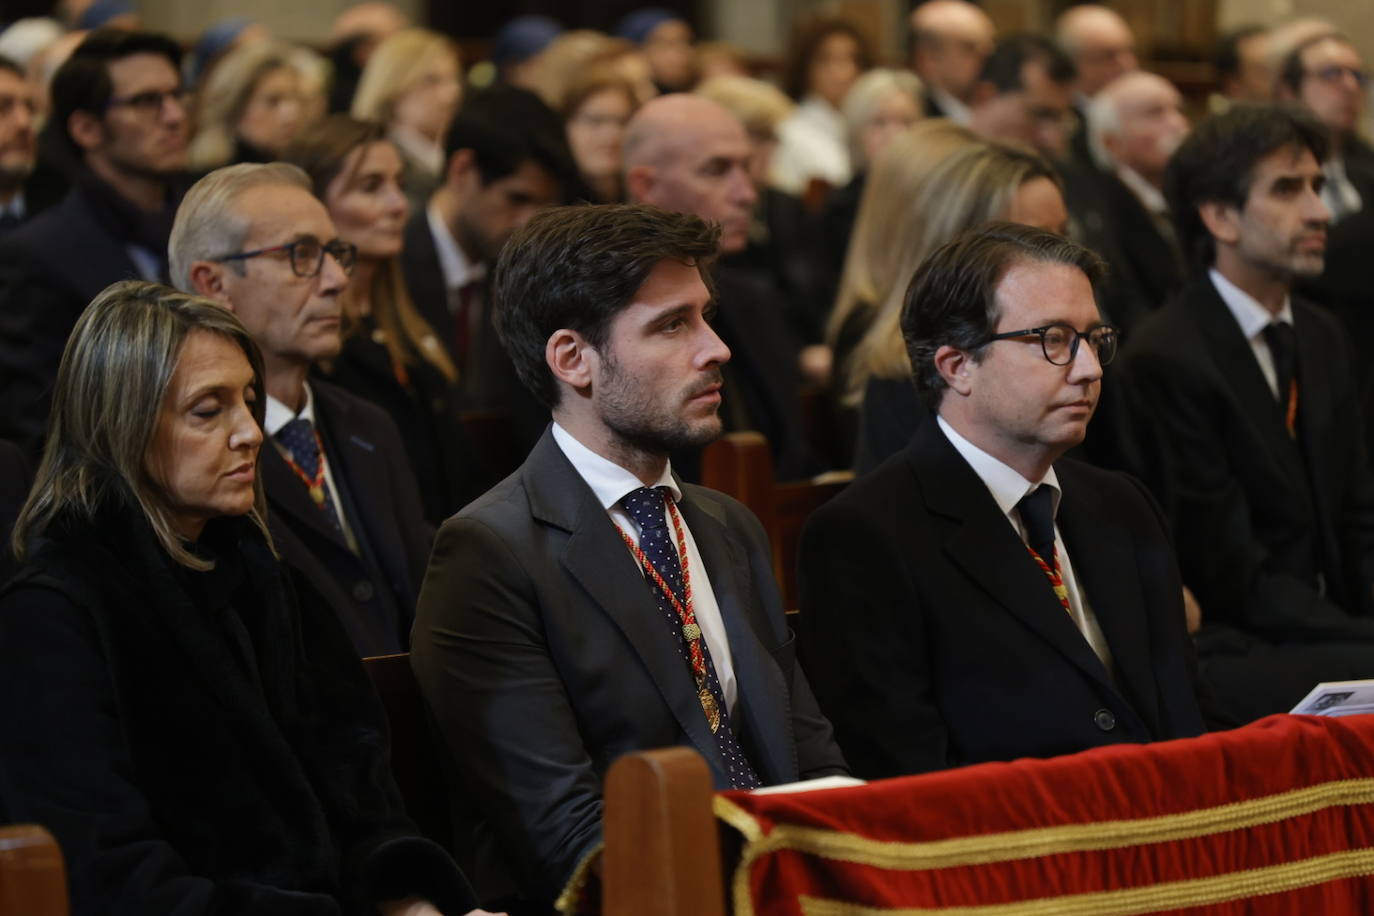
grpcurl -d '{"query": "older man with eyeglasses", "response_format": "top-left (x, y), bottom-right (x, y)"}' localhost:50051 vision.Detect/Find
top-left (169, 161), bottom-right (434, 657)
top-left (797, 221), bottom-right (1205, 780)
top-left (0, 28), bottom-right (189, 458)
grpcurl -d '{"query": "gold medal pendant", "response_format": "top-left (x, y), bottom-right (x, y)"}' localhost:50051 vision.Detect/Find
top-left (308, 485), bottom-right (326, 507)
top-left (698, 686), bottom-right (721, 733)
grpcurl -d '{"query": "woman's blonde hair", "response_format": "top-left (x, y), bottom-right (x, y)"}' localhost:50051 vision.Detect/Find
top-left (285, 115), bottom-right (458, 384)
top-left (351, 28), bottom-right (460, 126)
top-left (694, 75), bottom-right (794, 141)
top-left (835, 128), bottom-right (1061, 402)
top-left (187, 41), bottom-right (299, 171)
top-left (12, 280), bottom-right (271, 570)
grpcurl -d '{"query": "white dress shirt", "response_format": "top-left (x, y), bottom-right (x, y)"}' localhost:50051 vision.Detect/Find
top-left (938, 415), bottom-right (1115, 670)
top-left (1210, 268), bottom-right (1295, 399)
top-left (928, 86), bottom-right (971, 125)
top-left (266, 384), bottom-right (360, 553)
top-left (552, 422), bottom-right (737, 710)
top-left (770, 95), bottom-right (852, 196)
top-left (427, 201), bottom-right (486, 304)
top-left (1322, 155), bottom-right (1364, 223)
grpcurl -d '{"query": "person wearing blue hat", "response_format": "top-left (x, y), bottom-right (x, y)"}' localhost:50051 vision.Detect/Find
top-left (616, 8), bottom-right (695, 93)
top-left (491, 15), bottom-right (562, 87)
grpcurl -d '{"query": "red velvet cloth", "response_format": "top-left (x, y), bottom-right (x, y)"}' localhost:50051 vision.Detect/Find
top-left (716, 715), bottom-right (1374, 915)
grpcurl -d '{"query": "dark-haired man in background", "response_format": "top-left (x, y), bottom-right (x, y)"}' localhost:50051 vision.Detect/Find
top-left (400, 84), bottom-right (573, 470)
top-left (412, 203), bottom-right (846, 910)
top-left (798, 222), bottom-right (1202, 779)
top-left (0, 56), bottom-right (39, 232)
top-left (0, 28), bottom-right (187, 456)
top-left (1123, 104), bottom-right (1374, 724)
top-left (968, 33), bottom-right (1077, 161)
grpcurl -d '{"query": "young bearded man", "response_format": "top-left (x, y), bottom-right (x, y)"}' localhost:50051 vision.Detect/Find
top-left (410, 203), bottom-right (846, 910)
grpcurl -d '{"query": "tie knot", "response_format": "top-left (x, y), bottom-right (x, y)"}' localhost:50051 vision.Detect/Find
top-left (1017, 485), bottom-right (1057, 560)
top-left (622, 486), bottom-right (670, 532)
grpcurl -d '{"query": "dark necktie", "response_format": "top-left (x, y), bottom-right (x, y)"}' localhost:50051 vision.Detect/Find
top-left (451, 280), bottom-right (481, 375)
top-left (1262, 321), bottom-right (1299, 437)
top-left (1017, 485), bottom-right (1071, 616)
top-left (275, 417), bottom-right (344, 538)
top-left (621, 486), bottom-right (761, 790)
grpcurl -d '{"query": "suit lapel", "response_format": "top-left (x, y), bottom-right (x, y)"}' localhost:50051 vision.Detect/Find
top-left (677, 489), bottom-right (794, 784)
top-left (524, 433), bottom-right (729, 772)
top-left (1056, 470), bottom-right (1160, 731)
top-left (1190, 281), bottom-right (1308, 481)
top-left (915, 422), bottom-right (1118, 694)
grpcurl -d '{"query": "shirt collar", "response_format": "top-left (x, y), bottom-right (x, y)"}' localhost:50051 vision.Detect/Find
top-left (928, 86), bottom-right (971, 125)
top-left (0, 190), bottom-right (26, 220)
top-left (1209, 268), bottom-right (1294, 341)
top-left (551, 421), bottom-right (682, 510)
top-left (427, 201), bottom-right (486, 292)
top-left (264, 382), bottom-right (317, 437)
top-left (388, 124), bottom-right (445, 176)
top-left (1115, 164), bottom-right (1168, 216)
top-left (937, 414), bottom-right (1062, 519)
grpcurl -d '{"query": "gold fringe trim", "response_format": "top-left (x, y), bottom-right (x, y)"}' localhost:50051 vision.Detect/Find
top-left (794, 847), bottom-right (1374, 915)
top-left (720, 778), bottom-right (1374, 872)
top-left (554, 841), bottom-right (604, 916)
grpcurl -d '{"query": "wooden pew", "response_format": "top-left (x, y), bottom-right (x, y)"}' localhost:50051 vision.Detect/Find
top-left (700, 432), bottom-right (852, 609)
top-left (0, 825), bottom-right (67, 916)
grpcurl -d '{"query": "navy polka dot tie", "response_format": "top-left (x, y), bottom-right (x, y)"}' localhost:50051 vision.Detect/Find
top-left (621, 486), bottom-right (761, 790)
top-left (276, 417), bottom-right (344, 537)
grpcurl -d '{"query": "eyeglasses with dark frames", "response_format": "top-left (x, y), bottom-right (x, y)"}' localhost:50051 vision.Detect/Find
top-left (104, 88), bottom-right (192, 117)
top-left (1306, 65), bottom-right (1369, 88)
top-left (983, 322), bottom-right (1119, 367)
top-left (214, 237), bottom-right (358, 278)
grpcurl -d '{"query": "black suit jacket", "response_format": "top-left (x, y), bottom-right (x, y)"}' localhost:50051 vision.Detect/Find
top-left (1122, 276), bottom-right (1374, 641)
top-left (1070, 170), bottom-right (1185, 334)
top-left (411, 428), bottom-right (847, 903)
top-left (401, 209), bottom-right (550, 470)
top-left (263, 381), bottom-right (433, 656)
top-left (798, 419), bottom-right (1204, 779)
top-left (0, 181), bottom-right (146, 455)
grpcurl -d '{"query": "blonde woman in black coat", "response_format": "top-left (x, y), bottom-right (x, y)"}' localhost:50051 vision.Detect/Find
top-left (0, 281), bottom-right (497, 916)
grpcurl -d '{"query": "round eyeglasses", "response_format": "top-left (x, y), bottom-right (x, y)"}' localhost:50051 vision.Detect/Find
top-left (983, 322), bottom-right (1119, 366)
top-left (214, 237), bottom-right (357, 278)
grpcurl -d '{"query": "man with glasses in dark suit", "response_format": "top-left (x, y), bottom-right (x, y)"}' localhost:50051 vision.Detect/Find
top-left (170, 161), bottom-right (433, 657)
top-left (0, 29), bottom-right (189, 457)
top-left (799, 222), bottom-right (1204, 779)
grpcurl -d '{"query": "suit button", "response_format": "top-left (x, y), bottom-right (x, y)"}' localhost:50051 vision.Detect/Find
top-left (352, 580), bottom-right (375, 602)
top-left (1094, 708), bottom-right (1117, 732)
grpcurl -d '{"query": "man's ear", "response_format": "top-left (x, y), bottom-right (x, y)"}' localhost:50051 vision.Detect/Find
top-left (933, 344), bottom-right (975, 397)
top-left (66, 109), bottom-right (103, 155)
top-left (444, 147), bottom-right (478, 191)
top-left (188, 261), bottom-right (234, 308)
top-left (546, 328), bottom-right (594, 392)
top-left (1198, 200), bottom-right (1241, 248)
top-left (624, 164), bottom-right (655, 204)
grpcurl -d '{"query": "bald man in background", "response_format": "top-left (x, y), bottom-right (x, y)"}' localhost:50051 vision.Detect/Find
top-left (624, 94), bottom-right (816, 479)
top-left (1076, 71), bottom-right (1190, 332)
top-left (1056, 5), bottom-right (1140, 176)
top-left (909, 0), bottom-right (996, 124)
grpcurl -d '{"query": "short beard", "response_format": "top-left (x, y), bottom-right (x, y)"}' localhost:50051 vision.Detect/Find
top-left (599, 348), bottom-right (724, 459)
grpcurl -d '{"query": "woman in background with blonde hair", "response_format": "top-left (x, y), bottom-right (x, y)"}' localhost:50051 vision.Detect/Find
top-left (837, 134), bottom-right (1069, 471)
top-left (351, 28), bottom-right (462, 212)
top-left (285, 115), bottom-right (482, 523)
top-left (187, 40), bottom-right (307, 170)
